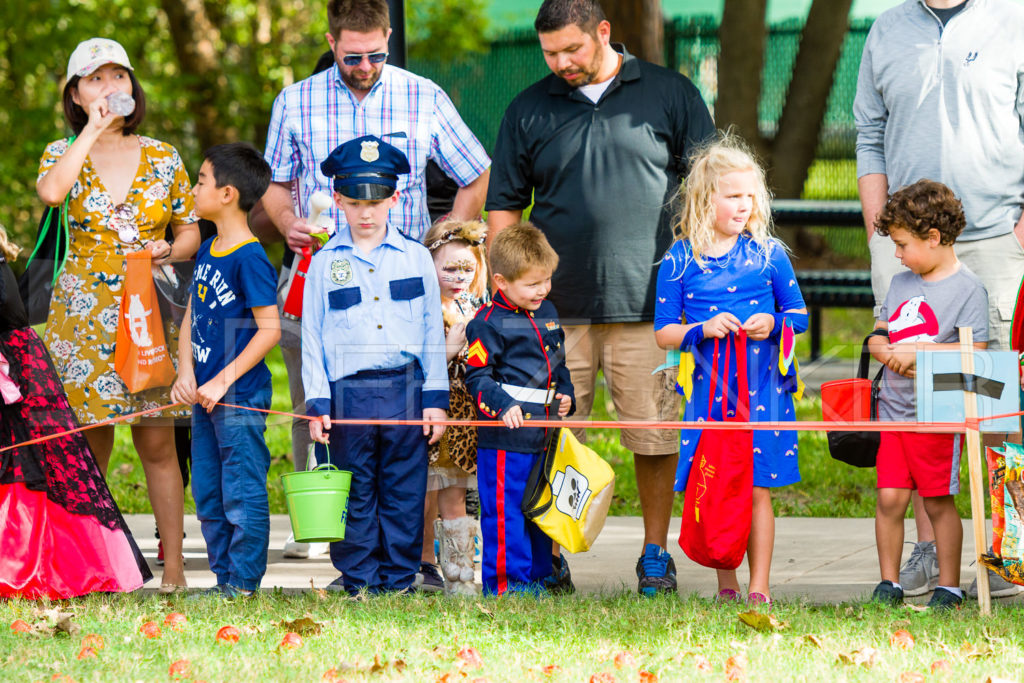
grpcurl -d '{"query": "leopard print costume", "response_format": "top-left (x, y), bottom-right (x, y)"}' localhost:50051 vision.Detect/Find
top-left (429, 294), bottom-right (483, 474)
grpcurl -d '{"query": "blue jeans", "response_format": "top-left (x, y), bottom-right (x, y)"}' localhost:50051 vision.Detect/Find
top-left (191, 382), bottom-right (272, 591)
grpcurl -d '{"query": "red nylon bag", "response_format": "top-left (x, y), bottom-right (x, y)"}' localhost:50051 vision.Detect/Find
top-left (679, 331), bottom-right (754, 570)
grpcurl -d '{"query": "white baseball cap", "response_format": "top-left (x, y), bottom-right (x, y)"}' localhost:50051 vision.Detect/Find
top-left (66, 38), bottom-right (133, 81)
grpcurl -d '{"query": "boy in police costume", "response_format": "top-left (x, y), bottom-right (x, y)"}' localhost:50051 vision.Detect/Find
top-left (464, 222), bottom-right (575, 595)
top-left (302, 135), bottom-right (448, 594)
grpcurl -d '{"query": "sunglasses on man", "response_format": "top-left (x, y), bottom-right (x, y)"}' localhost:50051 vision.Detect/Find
top-left (341, 52), bottom-right (388, 67)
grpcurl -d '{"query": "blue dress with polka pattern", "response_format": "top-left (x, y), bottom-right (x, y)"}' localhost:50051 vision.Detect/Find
top-left (654, 235), bottom-right (806, 491)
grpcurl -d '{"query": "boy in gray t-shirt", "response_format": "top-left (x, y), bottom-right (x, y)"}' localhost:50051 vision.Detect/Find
top-left (867, 180), bottom-right (989, 612)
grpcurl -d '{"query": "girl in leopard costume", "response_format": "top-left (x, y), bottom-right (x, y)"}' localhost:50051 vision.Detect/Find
top-left (417, 220), bottom-right (488, 595)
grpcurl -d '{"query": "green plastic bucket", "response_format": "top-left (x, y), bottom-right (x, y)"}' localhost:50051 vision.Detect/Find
top-left (281, 464), bottom-right (352, 542)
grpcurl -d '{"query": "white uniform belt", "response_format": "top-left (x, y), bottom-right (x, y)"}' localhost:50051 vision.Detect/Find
top-left (500, 383), bottom-right (555, 405)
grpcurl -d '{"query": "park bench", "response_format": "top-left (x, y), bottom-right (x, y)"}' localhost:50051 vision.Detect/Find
top-left (772, 200), bottom-right (872, 360)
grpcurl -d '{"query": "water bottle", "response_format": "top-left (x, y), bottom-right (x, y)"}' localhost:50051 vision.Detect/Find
top-left (107, 91), bottom-right (136, 117)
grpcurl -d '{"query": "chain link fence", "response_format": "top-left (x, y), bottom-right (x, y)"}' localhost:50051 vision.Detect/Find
top-left (411, 16), bottom-right (874, 200)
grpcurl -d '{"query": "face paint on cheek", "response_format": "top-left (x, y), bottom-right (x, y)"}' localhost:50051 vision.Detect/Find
top-left (440, 259), bottom-right (476, 285)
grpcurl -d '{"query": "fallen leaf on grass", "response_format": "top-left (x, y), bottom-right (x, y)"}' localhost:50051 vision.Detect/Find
top-left (737, 612), bottom-right (787, 632)
top-left (960, 642), bottom-right (995, 660)
top-left (588, 673), bottom-right (616, 683)
top-left (890, 629), bottom-right (915, 651)
top-left (163, 613), bottom-right (187, 631)
top-left (55, 615), bottom-right (79, 637)
top-left (278, 632), bottom-right (303, 651)
top-left (114, 463), bottom-right (133, 476)
top-left (49, 674), bottom-right (76, 683)
top-left (613, 651), bottom-right (636, 669)
top-left (457, 647), bottom-right (483, 669)
top-left (930, 660), bottom-right (952, 674)
top-left (476, 604), bottom-right (495, 619)
top-left (320, 669), bottom-right (343, 683)
top-left (370, 654), bottom-right (406, 674)
top-left (81, 634), bottom-right (105, 650)
top-left (898, 673), bottom-right (925, 683)
top-left (76, 647), bottom-right (97, 660)
top-left (984, 677), bottom-right (1016, 683)
top-left (169, 659), bottom-right (192, 680)
top-left (139, 621), bottom-right (162, 639)
top-left (436, 673), bottom-right (468, 682)
top-left (693, 655), bottom-right (713, 673)
top-left (309, 578), bottom-right (328, 601)
top-left (725, 655), bottom-right (747, 681)
top-left (10, 620), bottom-right (32, 633)
top-left (541, 664), bottom-right (561, 676)
top-left (215, 625), bottom-right (240, 644)
top-left (837, 646), bottom-right (879, 668)
top-left (278, 616), bottom-right (322, 636)
top-left (470, 678), bottom-right (493, 683)
top-left (800, 634), bottom-right (823, 649)
top-left (638, 671), bottom-right (658, 682)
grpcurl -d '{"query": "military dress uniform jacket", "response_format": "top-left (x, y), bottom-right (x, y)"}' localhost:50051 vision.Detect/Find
top-left (464, 290), bottom-right (575, 453)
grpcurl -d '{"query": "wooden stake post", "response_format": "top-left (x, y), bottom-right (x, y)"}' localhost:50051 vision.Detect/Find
top-left (958, 327), bottom-right (991, 615)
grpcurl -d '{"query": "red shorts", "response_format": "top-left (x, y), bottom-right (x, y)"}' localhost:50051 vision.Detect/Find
top-left (876, 432), bottom-right (961, 497)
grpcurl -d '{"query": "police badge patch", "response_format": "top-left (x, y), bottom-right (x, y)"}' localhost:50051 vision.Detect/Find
top-left (331, 259), bottom-right (353, 285)
top-left (360, 140), bottom-right (380, 162)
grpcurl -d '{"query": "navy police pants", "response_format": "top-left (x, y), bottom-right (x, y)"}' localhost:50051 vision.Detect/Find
top-left (319, 363), bottom-right (427, 594)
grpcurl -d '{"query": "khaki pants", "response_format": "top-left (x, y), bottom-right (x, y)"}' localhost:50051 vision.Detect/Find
top-left (563, 322), bottom-right (681, 456)
top-left (276, 267), bottom-right (313, 471)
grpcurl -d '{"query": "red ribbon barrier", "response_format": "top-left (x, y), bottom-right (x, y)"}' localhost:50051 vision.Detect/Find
top-left (4, 399), bottom-right (1017, 455)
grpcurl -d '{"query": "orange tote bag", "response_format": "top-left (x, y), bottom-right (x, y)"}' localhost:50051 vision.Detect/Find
top-left (114, 251), bottom-right (177, 393)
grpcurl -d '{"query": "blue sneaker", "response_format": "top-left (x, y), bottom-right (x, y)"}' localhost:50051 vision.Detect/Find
top-left (636, 543), bottom-right (677, 596)
top-left (543, 554), bottom-right (575, 595)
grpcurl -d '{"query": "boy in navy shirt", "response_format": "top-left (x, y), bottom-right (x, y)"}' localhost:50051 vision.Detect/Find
top-left (171, 143), bottom-right (280, 597)
top-left (464, 222), bottom-right (574, 595)
top-left (303, 135), bottom-right (448, 595)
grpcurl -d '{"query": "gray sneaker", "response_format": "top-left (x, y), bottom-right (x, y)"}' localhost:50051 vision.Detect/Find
top-left (967, 566), bottom-right (1023, 599)
top-left (899, 541), bottom-right (939, 596)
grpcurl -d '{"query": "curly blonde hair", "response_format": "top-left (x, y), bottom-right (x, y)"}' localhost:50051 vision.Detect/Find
top-left (675, 133), bottom-right (775, 268)
top-left (422, 219), bottom-right (489, 300)
top-left (0, 225), bottom-right (21, 262)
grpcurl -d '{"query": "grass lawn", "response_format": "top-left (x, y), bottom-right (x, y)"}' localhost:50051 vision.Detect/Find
top-left (3, 591), bottom-right (1023, 682)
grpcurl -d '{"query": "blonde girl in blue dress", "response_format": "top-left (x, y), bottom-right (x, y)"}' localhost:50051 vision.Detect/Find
top-left (653, 135), bottom-right (807, 606)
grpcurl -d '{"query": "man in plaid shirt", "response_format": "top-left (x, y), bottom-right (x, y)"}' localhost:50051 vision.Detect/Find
top-left (260, 0), bottom-right (490, 561)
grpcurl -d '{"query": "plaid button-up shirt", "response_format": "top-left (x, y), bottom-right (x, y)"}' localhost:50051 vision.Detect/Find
top-left (265, 63), bottom-right (490, 241)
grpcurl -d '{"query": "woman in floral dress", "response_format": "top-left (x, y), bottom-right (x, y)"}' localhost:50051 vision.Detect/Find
top-left (36, 38), bottom-right (199, 592)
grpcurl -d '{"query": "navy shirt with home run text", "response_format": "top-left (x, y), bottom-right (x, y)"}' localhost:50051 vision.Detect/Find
top-left (189, 236), bottom-right (278, 397)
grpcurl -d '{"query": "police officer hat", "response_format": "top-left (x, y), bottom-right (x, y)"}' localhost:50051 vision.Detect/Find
top-left (320, 135), bottom-right (411, 201)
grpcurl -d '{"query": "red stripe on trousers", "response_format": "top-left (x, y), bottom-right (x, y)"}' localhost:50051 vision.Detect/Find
top-left (496, 449), bottom-right (507, 595)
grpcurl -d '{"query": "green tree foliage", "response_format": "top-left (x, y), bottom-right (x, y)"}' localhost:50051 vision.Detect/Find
top-left (408, 0), bottom-right (489, 62)
top-left (0, 0), bottom-right (487, 257)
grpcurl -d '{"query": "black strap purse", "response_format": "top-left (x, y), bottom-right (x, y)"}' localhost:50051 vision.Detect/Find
top-left (17, 193), bottom-right (71, 327)
top-left (826, 333), bottom-right (886, 468)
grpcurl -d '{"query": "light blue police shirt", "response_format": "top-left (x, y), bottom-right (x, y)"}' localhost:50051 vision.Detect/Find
top-left (301, 224), bottom-right (449, 416)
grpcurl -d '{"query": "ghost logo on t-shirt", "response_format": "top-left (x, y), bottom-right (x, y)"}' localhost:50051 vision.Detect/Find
top-left (888, 295), bottom-right (939, 343)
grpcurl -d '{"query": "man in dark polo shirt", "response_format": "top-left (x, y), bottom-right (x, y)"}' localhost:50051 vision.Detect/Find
top-left (486, 0), bottom-right (714, 596)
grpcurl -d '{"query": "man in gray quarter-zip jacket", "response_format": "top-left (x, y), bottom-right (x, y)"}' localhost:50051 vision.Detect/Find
top-left (856, 0), bottom-right (1024, 345)
top-left (855, 0), bottom-right (1024, 601)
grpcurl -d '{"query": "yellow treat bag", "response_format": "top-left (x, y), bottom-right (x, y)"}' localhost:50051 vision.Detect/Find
top-left (521, 427), bottom-right (615, 553)
top-left (114, 251), bottom-right (177, 393)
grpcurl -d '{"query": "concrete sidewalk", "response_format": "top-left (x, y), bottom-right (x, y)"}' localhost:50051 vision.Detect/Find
top-left (127, 515), bottom-right (1022, 604)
